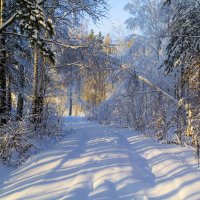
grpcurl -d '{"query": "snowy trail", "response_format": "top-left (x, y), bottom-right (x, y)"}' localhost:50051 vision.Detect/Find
top-left (0, 117), bottom-right (200, 200)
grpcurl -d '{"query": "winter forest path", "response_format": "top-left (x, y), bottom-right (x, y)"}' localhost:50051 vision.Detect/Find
top-left (0, 117), bottom-right (200, 200)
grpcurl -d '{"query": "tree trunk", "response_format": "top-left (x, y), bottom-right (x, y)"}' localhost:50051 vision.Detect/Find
top-left (32, 43), bottom-right (39, 122)
top-left (37, 57), bottom-right (46, 121)
top-left (17, 93), bottom-right (24, 120)
top-left (0, 56), bottom-right (6, 124)
top-left (6, 74), bottom-right (12, 115)
top-left (69, 89), bottom-right (73, 116)
top-left (0, 0), bottom-right (7, 125)
top-left (16, 65), bottom-right (25, 120)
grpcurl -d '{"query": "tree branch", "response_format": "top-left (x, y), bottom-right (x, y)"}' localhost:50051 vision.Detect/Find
top-left (0, 13), bottom-right (17, 33)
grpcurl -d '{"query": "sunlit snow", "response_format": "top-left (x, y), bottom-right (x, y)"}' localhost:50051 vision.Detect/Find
top-left (0, 117), bottom-right (200, 200)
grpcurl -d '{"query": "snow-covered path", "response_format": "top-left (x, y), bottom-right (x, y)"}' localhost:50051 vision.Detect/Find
top-left (0, 117), bottom-right (200, 200)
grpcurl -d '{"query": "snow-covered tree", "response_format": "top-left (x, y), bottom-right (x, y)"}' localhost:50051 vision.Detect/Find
top-left (163, 0), bottom-right (200, 145)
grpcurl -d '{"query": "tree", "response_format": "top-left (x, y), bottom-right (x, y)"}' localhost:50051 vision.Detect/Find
top-left (0, 0), bottom-right (8, 124)
top-left (123, 0), bottom-right (169, 86)
top-left (0, 0), bottom-right (55, 124)
top-left (163, 0), bottom-right (200, 144)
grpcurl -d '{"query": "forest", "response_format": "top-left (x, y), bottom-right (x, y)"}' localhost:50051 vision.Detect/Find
top-left (0, 0), bottom-right (200, 199)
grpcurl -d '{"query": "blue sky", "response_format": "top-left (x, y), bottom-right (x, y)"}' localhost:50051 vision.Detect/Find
top-left (88, 0), bottom-right (131, 36)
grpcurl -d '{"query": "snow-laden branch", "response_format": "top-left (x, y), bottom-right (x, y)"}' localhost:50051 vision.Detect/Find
top-left (136, 75), bottom-right (178, 103)
top-left (45, 39), bottom-right (89, 49)
top-left (121, 65), bottom-right (178, 104)
top-left (0, 13), bottom-right (17, 33)
top-left (2, 32), bottom-right (90, 49)
top-left (129, 33), bottom-right (200, 40)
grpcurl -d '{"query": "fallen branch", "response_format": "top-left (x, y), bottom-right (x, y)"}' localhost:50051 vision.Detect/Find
top-left (121, 64), bottom-right (178, 104)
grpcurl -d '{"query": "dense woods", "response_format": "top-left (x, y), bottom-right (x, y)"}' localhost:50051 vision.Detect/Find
top-left (0, 0), bottom-right (199, 166)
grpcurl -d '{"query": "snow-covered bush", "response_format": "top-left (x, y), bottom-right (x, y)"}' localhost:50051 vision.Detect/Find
top-left (0, 117), bottom-right (32, 166)
top-left (93, 96), bottom-right (129, 127)
top-left (0, 109), bottom-right (62, 166)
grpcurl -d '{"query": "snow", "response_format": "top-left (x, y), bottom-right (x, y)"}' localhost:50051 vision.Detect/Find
top-left (0, 117), bottom-right (200, 200)
top-left (0, 164), bottom-right (14, 188)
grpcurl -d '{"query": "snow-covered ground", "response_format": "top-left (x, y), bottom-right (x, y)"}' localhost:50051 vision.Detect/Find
top-left (0, 117), bottom-right (200, 200)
